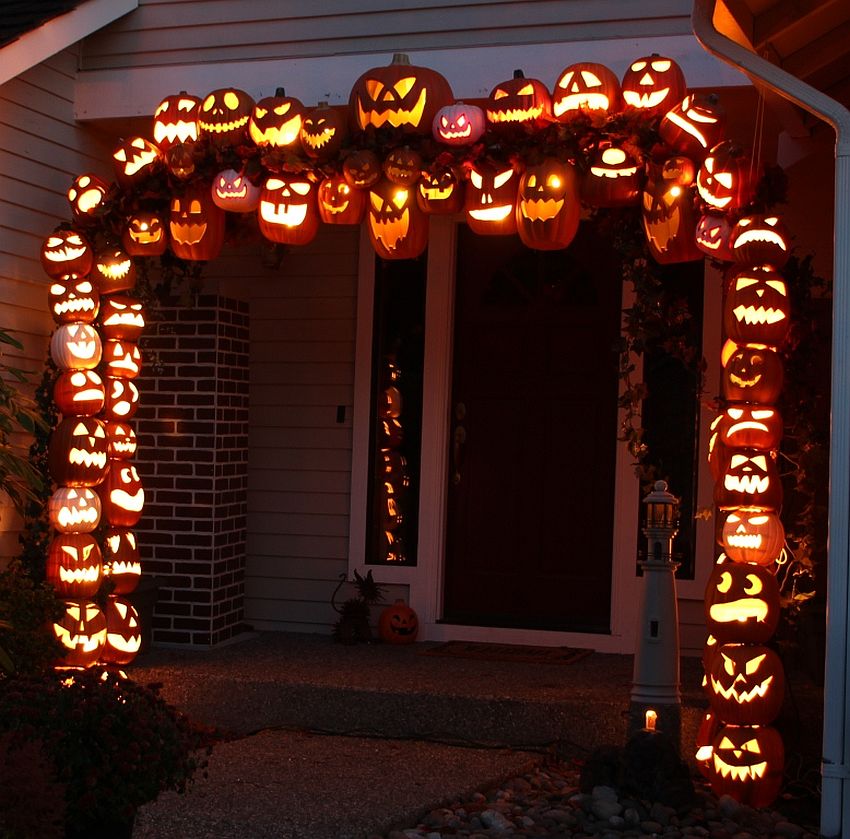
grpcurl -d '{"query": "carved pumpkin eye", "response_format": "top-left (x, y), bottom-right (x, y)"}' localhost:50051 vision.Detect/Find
top-left (365, 79), bottom-right (383, 99)
top-left (266, 178), bottom-right (285, 190)
top-left (715, 172), bottom-right (733, 189)
top-left (581, 71), bottom-right (601, 86)
top-left (494, 169), bottom-right (513, 188)
top-left (558, 71), bottom-right (574, 88)
top-left (746, 653), bottom-right (767, 674)
top-left (470, 170), bottom-right (483, 189)
top-left (224, 91), bottom-right (240, 109)
top-left (631, 60), bottom-right (647, 72)
top-left (527, 174), bottom-right (537, 188)
top-left (47, 236), bottom-right (63, 247)
top-left (723, 652), bottom-right (735, 675)
top-left (652, 59), bottom-right (672, 71)
top-left (273, 103), bottom-right (291, 115)
top-left (745, 574), bottom-right (763, 595)
top-left (767, 280), bottom-right (786, 294)
top-left (765, 217), bottom-right (778, 226)
top-left (290, 182), bottom-right (311, 196)
top-left (392, 189), bottom-right (408, 209)
top-left (202, 95), bottom-right (215, 111)
top-left (739, 217), bottom-right (752, 227)
top-left (517, 83), bottom-right (534, 96)
top-left (546, 174), bottom-right (561, 189)
top-left (717, 571), bottom-right (733, 593)
top-left (394, 77), bottom-right (416, 97)
top-left (493, 88), bottom-right (508, 100)
top-left (370, 193), bottom-right (383, 211)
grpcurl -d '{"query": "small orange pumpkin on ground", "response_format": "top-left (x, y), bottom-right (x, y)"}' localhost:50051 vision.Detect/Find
top-left (378, 599), bottom-right (419, 644)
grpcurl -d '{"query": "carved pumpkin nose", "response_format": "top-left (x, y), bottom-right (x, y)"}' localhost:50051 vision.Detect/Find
top-left (640, 72), bottom-right (654, 85)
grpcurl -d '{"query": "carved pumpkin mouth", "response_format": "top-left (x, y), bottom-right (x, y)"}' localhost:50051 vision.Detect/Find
top-left (98, 259), bottom-right (132, 280)
top-left (724, 472), bottom-right (770, 495)
top-left (68, 447), bottom-right (108, 471)
top-left (553, 92), bottom-right (609, 116)
top-left (67, 339), bottom-right (98, 360)
top-left (729, 372), bottom-right (762, 387)
top-left (129, 225), bottom-right (163, 244)
top-left (697, 182), bottom-right (732, 209)
top-left (590, 164), bottom-right (638, 178)
top-left (623, 88), bottom-right (669, 109)
top-left (643, 205), bottom-right (680, 253)
top-left (369, 209), bottom-right (410, 252)
top-left (323, 200), bottom-right (349, 215)
top-left (391, 623), bottom-right (417, 635)
top-left (252, 115), bottom-right (301, 147)
top-left (170, 221), bottom-right (208, 245)
top-left (154, 120), bottom-right (197, 146)
top-left (103, 312), bottom-right (145, 330)
top-left (75, 187), bottom-right (105, 214)
top-left (59, 564), bottom-right (100, 587)
top-left (45, 244), bottom-right (87, 262)
top-left (709, 597), bottom-right (769, 624)
top-left (107, 631), bottom-right (141, 653)
top-left (357, 87), bottom-right (427, 130)
top-left (440, 124), bottom-right (471, 140)
top-left (733, 229), bottom-right (787, 251)
top-left (109, 559), bottom-right (142, 577)
top-left (713, 751), bottom-right (767, 782)
top-left (487, 104), bottom-right (544, 123)
top-left (520, 198), bottom-right (564, 221)
top-left (216, 184), bottom-right (248, 200)
top-left (199, 115), bottom-right (250, 134)
top-left (697, 225), bottom-right (724, 250)
top-left (710, 674), bottom-right (774, 703)
top-left (53, 297), bottom-right (96, 318)
top-left (420, 184), bottom-right (453, 201)
top-left (302, 127), bottom-right (336, 149)
top-left (731, 305), bottom-right (786, 326)
top-left (54, 625), bottom-right (106, 652)
top-left (726, 420), bottom-right (770, 438)
top-left (469, 204), bottom-right (512, 221)
top-left (110, 487), bottom-right (145, 512)
top-left (259, 201), bottom-right (308, 227)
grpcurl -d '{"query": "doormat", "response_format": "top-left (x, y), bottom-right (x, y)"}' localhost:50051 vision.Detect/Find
top-left (420, 641), bottom-right (592, 665)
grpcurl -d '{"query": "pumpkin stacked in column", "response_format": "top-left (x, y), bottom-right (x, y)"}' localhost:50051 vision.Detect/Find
top-left (704, 192), bottom-right (792, 806)
top-left (378, 358), bottom-right (409, 562)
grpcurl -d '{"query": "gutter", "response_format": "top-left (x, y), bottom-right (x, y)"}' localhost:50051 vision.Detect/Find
top-left (691, 2), bottom-right (850, 836)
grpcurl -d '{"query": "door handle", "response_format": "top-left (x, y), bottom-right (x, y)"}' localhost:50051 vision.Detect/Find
top-left (452, 402), bottom-right (466, 485)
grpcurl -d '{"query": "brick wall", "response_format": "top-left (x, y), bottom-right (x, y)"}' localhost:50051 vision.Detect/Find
top-left (135, 295), bottom-right (249, 647)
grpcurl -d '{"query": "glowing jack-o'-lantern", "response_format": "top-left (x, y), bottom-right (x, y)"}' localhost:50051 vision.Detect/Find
top-left (417, 166), bottom-right (464, 215)
top-left (383, 146), bottom-right (422, 186)
top-left (199, 88), bottom-right (255, 148)
top-left (465, 161), bottom-right (519, 235)
top-left (516, 158), bottom-right (580, 250)
top-left (704, 560), bottom-right (780, 643)
top-left (722, 346), bottom-right (784, 404)
top-left (103, 339), bottom-right (142, 379)
top-left (715, 448), bottom-right (782, 512)
top-left (50, 323), bottom-right (102, 371)
top-left (102, 596), bottom-right (142, 665)
top-left (723, 268), bottom-right (790, 348)
top-left (717, 405), bottom-right (783, 451)
top-left (48, 416), bottom-right (109, 487)
top-left (249, 88), bottom-right (305, 148)
top-left (659, 93), bottom-right (726, 161)
top-left (46, 533), bottom-right (103, 598)
top-left (49, 486), bottom-right (102, 533)
top-left (487, 70), bottom-right (552, 127)
top-left (41, 230), bottom-right (93, 279)
top-left (170, 182), bottom-right (225, 261)
top-left (552, 62), bottom-right (621, 120)
top-left (432, 101), bottom-right (486, 145)
top-left (695, 213), bottom-right (734, 262)
top-left (730, 214), bottom-right (791, 268)
top-left (112, 137), bottom-right (162, 187)
top-left (721, 510), bottom-right (785, 566)
top-left (621, 54), bottom-right (686, 117)
top-left (106, 421), bottom-right (137, 460)
top-left (100, 295), bottom-right (145, 341)
top-left (367, 178), bottom-right (428, 261)
top-left (153, 92), bottom-right (201, 150)
top-left (378, 600), bottom-right (419, 645)
top-left (53, 599), bottom-right (106, 668)
top-left (708, 644), bottom-right (785, 725)
top-left (103, 377), bottom-right (140, 421)
top-left (343, 149), bottom-right (382, 189)
top-left (100, 462), bottom-right (145, 528)
top-left (349, 53), bottom-right (454, 135)
top-left (48, 275), bottom-right (99, 325)
top-left (123, 211), bottom-right (167, 257)
top-left (707, 414), bottom-right (728, 483)
top-left (697, 141), bottom-right (754, 212)
top-left (641, 157), bottom-right (701, 264)
top-left (94, 248), bottom-right (137, 295)
top-left (54, 369), bottom-right (106, 417)
top-left (300, 103), bottom-right (348, 160)
top-left (166, 142), bottom-right (197, 180)
top-left (710, 724), bottom-right (784, 808)
top-left (318, 175), bottom-right (366, 225)
top-left (211, 168), bottom-right (261, 212)
top-left (68, 174), bottom-right (109, 219)
top-left (258, 175), bottom-right (320, 246)
top-left (582, 143), bottom-right (641, 208)
top-left (103, 527), bottom-right (141, 594)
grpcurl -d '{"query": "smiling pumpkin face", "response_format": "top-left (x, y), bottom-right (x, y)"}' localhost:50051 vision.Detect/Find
top-left (102, 596), bottom-right (142, 665)
top-left (300, 103), bottom-right (347, 160)
top-left (367, 178), bottom-right (428, 260)
top-left (516, 158), bottom-right (580, 250)
top-left (53, 599), bottom-right (107, 668)
top-left (211, 168), bottom-right (261, 212)
top-left (153, 92), bottom-right (201, 149)
top-left (169, 182), bottom-right (225, 260)
top-left (48, 416), bottom-right (109, 487)
top-left (417, 166), bottom-right (464, 215)
top-left (103, 527), bottom-right (141, 593)
top-left (710, 724), bottom-right (784, 808)
top-left (582, 143), bottom-right (641, 208)
top-left (46, 532), bottom-right (103, 598)
top-left (258, 175), bottom-right (319, 245)
top-left (723, 268), bottom-right (790, 348)
top-left (708, 643), bottom-right (785, 725)
top-left (464, 162), bottom-right (519, 235)
top-left (50, 323), bottom-right (102, 371)
top-left (715, 448), bottom-right (782, 511)
top-left (621, 54), bottom-right (686, 116)
top-left (721, 510), bottom-right (785, 566)
top-left (199, 88), bottom-right (255, 148)
top-left (94, 247), bottom-right (137, 295)
top-left (123, 211), bottom-right (167, 257)
top-left (722, 346), bottom-right (784, 404)
top-left (41, 230), bottom-right (93, 279)
top-left (249, 89), bottom-right (305, 148)
top-left (317, 175), bottom-right (366, 225)
top-left (487, 71), bottom-right (552, 127)
top-left (48, 275), bottom-right (99, 325)
top-left (641, 157), bottom-right (701, 264)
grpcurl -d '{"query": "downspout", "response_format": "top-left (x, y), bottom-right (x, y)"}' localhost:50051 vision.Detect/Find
top-left (691, 2), bottom-right (850, 837)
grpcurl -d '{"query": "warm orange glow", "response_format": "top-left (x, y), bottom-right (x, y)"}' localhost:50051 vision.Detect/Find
top-left (645, 709), bottom-right (657, 731)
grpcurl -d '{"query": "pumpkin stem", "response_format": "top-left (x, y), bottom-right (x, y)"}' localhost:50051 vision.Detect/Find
top-left (391, 53), bottom-right (411, 65)
top-left (275, 87), bottom-right (286, 97)
top-left (513, 69), bottom-right (525, 78)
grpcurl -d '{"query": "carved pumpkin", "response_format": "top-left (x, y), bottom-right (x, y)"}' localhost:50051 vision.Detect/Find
top-left (721, 510), bottom-right (785, 566)
top-left (199, 88), bottom-right (255, 148)
top-left (715, 448), bottom-right (782, 512)
top-left (707, 414), bottom-right (728, 483)
top-left (169, 182), bottom-right (226, 261)
top-left (378, 599), bottom-right (419, 644)
top-left (723, 267), bottom-right (790, 348)
top-left (94, 247), bottom-right (136, 295)
top-left (417, 166), bottom-right (464, 215)
top-left (102, 339), bottom-right (142, 379)
top-left (112, 137), bottom-right (162, 187)
top-left (49, 486), bottom-right (102, 533)
top-left (722, 346), bottom-right (784, 404)
top-left (41, 230), bottom-right (93, 279)
top-left (516, 158), bottom-right (580, 250)
top-left (582, 143), bottom-right (641, 208)
top-left (122, 211), bottom-right (167, 256)
top-left (659, 93), bottom-right (726, 161)
top-left (695, 213), bottom-right (734, 262)
top-left (432, 101), bottom-right (486, 145)
top-left (106, 421), bottom-right (137, 460)
top-left (704, 560), bottom-right (781, 644)
top-left (317, 175), bottom-right (366, 225)
top-left (46, 532), bottom-right (103, 598)
top-left (54, 369), bottom-right (106, 417)
top-left (100, 295), bottom-right (145, 341)
top-left (697, 141), bottom-right (754, 212)
top-left (383, 146), bottom-right (422, 186)
top-left (465, 161), bottom-right (519, 235)
top-left (48, 275), bottom-right (99, 325)
top-left (166, 142), bottom-right (197, 180)
top-left (487, 70), bottom-right (552, 127)
top-left (710, 724), bottom-right (784, 808)
top-left (552, 61), bottom-right (621, 120)
top-left (102, 596), bottom-right (142, 665)
top-left (342, 149), bottom-right (382, 189)
top-left (300, 103), bottom-right (348, 160)
top-left (50, 323), bottom-right (102, 371)
top-left (68, 173), bottom-right (109, 219)
top-left (641, 157), bottom-right (701, 264)
top-left (258, 175), bottom-right (320, 246)
top-left (153, 91), bottom-right (201, 150)
top-left (103, 527), bottom-right (141, 594)
top-left (53, 599), bottom-right (106, 668)
top-left (99, 462), bottom-right (145, 528)
top-left (621, 54), bottom-right (686, 117)
top-left (103, 377), bottom-right (140, 421)
top-left (708, 644), bottom-right (785, 725)
top-left (367, 178), bottom-right (428, 260)
top-left (249, 88), bottom-right (305, 148)
top-left (730, 214), bottom-right (791, 268)
top-left (717, 405), bottom-right (783, 451)
top-left (48, 416), bottom-right (109, 487)
top-left (211, 168), bottom-right (261, 212)
top-left (349, 53), bottom-right (454, 135)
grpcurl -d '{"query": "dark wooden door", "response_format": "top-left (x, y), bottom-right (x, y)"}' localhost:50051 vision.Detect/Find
top-left (443, 224), bottom-right (622, 632)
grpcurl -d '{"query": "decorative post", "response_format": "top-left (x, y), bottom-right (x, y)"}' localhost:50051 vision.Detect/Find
top-left (628, 480), bottom-right (682, 750)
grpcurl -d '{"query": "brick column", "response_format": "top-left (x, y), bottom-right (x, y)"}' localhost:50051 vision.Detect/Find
top-left (135, 295), bottom-right (249, 647)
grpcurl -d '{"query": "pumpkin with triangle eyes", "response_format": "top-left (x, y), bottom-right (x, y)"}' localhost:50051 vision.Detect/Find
top-left (378, 599), bottom-right (419, 644)
top-left (730, 214), bottom-right (791, 268)
top-left (54, 369), bottom-right (106, 417)
top-left (715, 448), bottom-right (783, 512)
top-left (199, 87), bottom-right (255, 148)
top-left (343, 149), bottom-right (382, 189)
top-left (516, 158), bottom-right (580, 250)
top-left (641, 157), bottom-right (701, 264)
top-left (153, 91), bottom-right (201, 150)
top-left (53, 599), bottom-right (107, 668)
top-left (100, 295), bottom-right (146, 341)
top-left (697, 141), bottom-right (754, 212)
top-left (704, 560), bottom-right (780, 644)
top-left (465, 161), bottom-right (519, 236)
top-left (695, 213), bottom-right (734, 262)
top-left (68, 173), bottom-right (109, 220)
top-left (621, 54), bottom-right (686, 117)
top-left (48, 416), bottom-right (109, 487)
top-left (318, 175), bottom-right (366, 225)
top-left (258, 175), bottom-right (320, 246)
top-left (103, 527), bottom-right (142, 594)
top-left (48, 275), bottom-right (99, 325)
top-left (722, 346), bottom-right (784, 404)
top-left (46, 532), bottom-right (103, 598)
top-left (49, 486), bottom-right (102, 533)
top-left (417, 166), bottom-right (464, 215)
top-left (211, 168), bottom-right (261, 212)
top-left (582, 143), bottom-right (641, 208)
top-left (659, 93), bottom-right (726, 161)
top-left (94, 247), bottom-right (137, 295)
top-left (106, 421), bottom-right (138, 460)
top-left (102, 595), bottom-right (142, 665)
top-left (50, 323), bottom-right (102, 371)
top-left (249, 88), bottom-right (305, 148)
top-left (300, 103), bottom-right (348, 160)
top-left (487, 70), bottom-right (552, 127)
top-left (122, 211), bottom-right (167, 257)
top-left (169, 182), bottom-right (226, 261)
top-left (367, 178), bottom-right (428, 260)
top-left (552, 61), bottom-right (621, 120)
top-left (112, 136), bottom-right (162, 187)
top-left (721, 510), bottom-right (785, 566)
top-left (723, 267), bottom-right (790, 348)
top-left (432, 101), bottom-right (486, 146)
top-left (100, 462), bottom-right (145, 528)
top-left (102, 339), bottom-right (142, 379)
top-left (708, 643), bottom-right (785, 725)
top-left (709, 724), bottom-right (784, 808)
top-left (41, 229), bottom-right (93, 279)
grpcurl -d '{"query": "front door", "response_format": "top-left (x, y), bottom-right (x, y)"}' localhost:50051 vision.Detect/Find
top-left (443, 223), bottom-right (622, 632)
